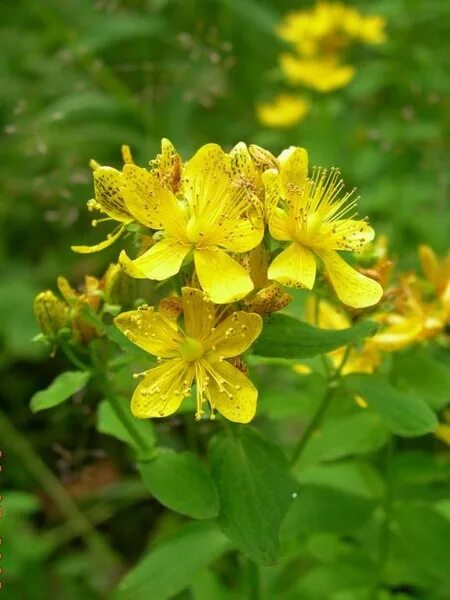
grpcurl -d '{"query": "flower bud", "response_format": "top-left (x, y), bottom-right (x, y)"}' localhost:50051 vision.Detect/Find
top-left (418, 245), bottom-right (439, 288)
top-left (34, 291), bottom-right (68, 337)
top-left (103, 264), bottom-right (136, 308)
top-left (248, 144), bottom-right (278, 170)
top-left (245, 284), bottom-right (292, 315)
top-left (158, 296), bottom-right (184, 321)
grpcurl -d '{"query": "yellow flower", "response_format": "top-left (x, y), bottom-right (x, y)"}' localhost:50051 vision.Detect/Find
top-left (119, 143), bottom-right (264, 304)
top-left (277, 3), bottom-right (351, 57)
top-left (300, 297), bottom-right (381, 374)
top-left (264, 149), bottom-right (383, 308)
top-left (280, 54), bottom-right (355, 92)
top-left (278, 3), bottom-right (386, 56)
top-left (419, 245), bottom-right (450, 315)
top-left (257, 94), bottom-right (310, 128)
top-left (114, 287), bottom-right (263, 422)
top-left (345, 14), bottom-right (387, 44)
top-left (370, 276), bottom-right (446, 352)
top-left (72, 145), bottom-right (135, 254)
top-left (435, 410), bottom-right (450, 446)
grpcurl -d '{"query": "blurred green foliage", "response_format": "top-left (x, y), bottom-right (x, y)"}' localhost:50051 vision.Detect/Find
top-left (1, 0), bottom-right (449, 598)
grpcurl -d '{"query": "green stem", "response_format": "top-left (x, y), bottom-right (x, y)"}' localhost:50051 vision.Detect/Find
top-left (290, 382), bottom-right (336, 466)
top-left (243, 556), bottom-right (261, 600)
top-left (290, 344), bottom-right (352, 467)
top-left (59, 339), bottom-right (90, 371)
top-left (43, 480), bottom-right (149, 552)
top-left (101, 378), bottom-right (154, 457)
top-left (0, 408), bottom-right (120, 570)
top-left (369, 435), bottom-right (395, 600)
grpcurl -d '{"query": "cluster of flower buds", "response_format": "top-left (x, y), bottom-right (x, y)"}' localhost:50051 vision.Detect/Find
top-left (36, 139), bottom-right (384, 422)
top-left (35, 265), bottom-right (136, 345)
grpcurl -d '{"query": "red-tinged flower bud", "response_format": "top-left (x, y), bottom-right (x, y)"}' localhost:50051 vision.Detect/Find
top-left (245, 283), bottom-right (292, 315)
top-left (158, 296), bottom-right (184, 322)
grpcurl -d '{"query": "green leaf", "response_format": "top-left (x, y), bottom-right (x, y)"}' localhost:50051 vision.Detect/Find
top-left (209, 426), bottom-right (298, 565)
top-left (30, 371), bottom-right (90, 412)
top-left (395, 503), bottom-right (450, 582)
top-left (393, 348), bottom-right (450, 410)
top-left (139, 450), bottom-right (219, 519)
top-left (218, 0), bottom-right (279, 36)
top-left (115, 521), bottom-right (230, 600)
top-left (257, 371), bottom-right (328, 420)
top-left (97, 399), bottom-right (155, 452)
top-left (345, 374), bottom-right (438, 437)
top-left (297, 411), bottom-right (389, 468)
top-left (190, 570), bottom-right (228, 600)
top-left (253, 314), bottom-right (378, 359)
top-left (282, 485), bottom-right (376, 537)
top-left (75, 14), bottom-right (164, 54)
top-left (297, 460), bottom-right (384, 499)
top-left (293, 555), bottom-right (375, 599)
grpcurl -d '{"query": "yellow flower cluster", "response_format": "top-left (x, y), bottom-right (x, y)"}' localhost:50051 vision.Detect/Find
top-left (258, 2), bottom-right (386, 127)
top-left (296, 242), bottom-right (449, 377)
top-left (37, 140), bottom-right (383, 423)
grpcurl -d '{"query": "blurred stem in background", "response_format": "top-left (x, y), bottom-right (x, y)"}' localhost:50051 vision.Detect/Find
top-left (370, 435), bottom-right (395, 600)
top-left (0, 408), bottom-right (121, 578)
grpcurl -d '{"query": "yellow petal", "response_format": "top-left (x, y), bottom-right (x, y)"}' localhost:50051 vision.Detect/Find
top-left (131, 359), bottom-right (194, 418)
top-left (370, 316), bottom-right (423, 352)
top-left (277, 146), bottom-right (309, 192)
top-left (318, 249), bottom-right (383, 308)
top-left (206, 311), bottom-right (262, 358)
top-left (194, 248), bottom-right (254, 303)
top-left (280, 54), bottom-right (355, 92)
top-left (219, 214), bottom-right (264, 253)
top-left (71, 225), bottom-right (125, 254)
top-left (418, 245), bottom-right (439, 287)
top-left (268, 243), bottom-right (317, 289)
top-left (57, 276), bottom-right (77, 303)
top-left (205, 359), bottom-right (257, 423)
top-left (183, 143), bottom-right (231, 206)
top-left (268, 207), bottom-right (293, 241)
top-left (292, 364), bottom-right (312, 375)
top-left (257, 94), bottom-right (310, 128)
top-left (305, 296), bottom-right (350, 329)
top-left (182, 287), bottom-right (215, 343)
top-left (249, 145), bottom-right (278, 171)
top-left (121, 144), bottom-right (134, 165)
top-left (435, 423), bottom-right (450, 446)
top-left (114, 307), bottom-right (182, 357)
top-left (262, 168), bottom-right (282, 219)
top-left (121, 164), bottom-right (187, 236)
top-left (319, 219), bottom-right (375, 251)
top-left (93, 167), bottom-right (131, 222)
top-left (152, 138), bottom-right (182, 193)
top-left (119, 239), bottom-right (191, 280)
top-left (229, 142), bottom-right (259, 184)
